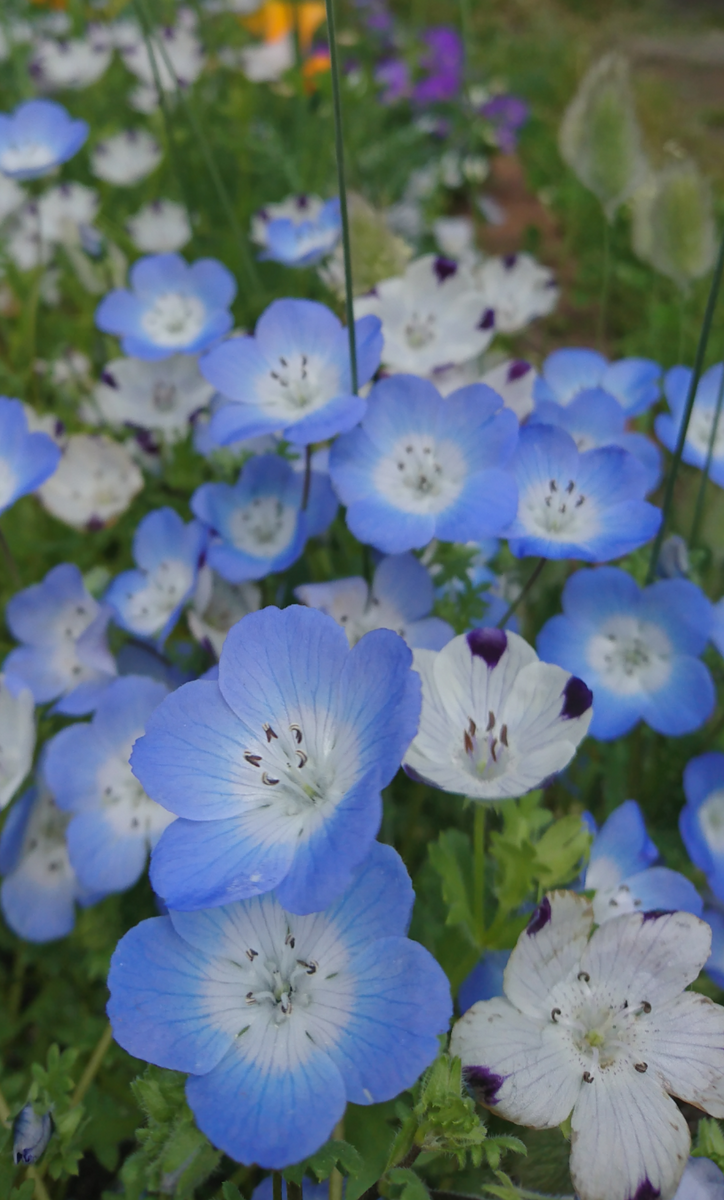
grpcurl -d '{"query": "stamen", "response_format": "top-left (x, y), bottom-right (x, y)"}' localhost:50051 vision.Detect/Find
top-left (578, 971), bottom-right (590, 982)
top-left (244, 752), bottom-right (262, 767)
top-left (551, 1008), bottom-right (561, 1022)
top-left (486, 711), bottom-right (495, 732)
top-left (500, 724), bottom-right (508, 747)
top-left (246, 948), bottom-right (258, 961)
top-left (285, 932), bottom-right (296, 948)
top-left (290, 724), bottom-right (303, 744)
top-left (582, 1071), bottom-right (594, 1083)
top-left (262, 772), bottom-right (280, 786)
top-left (263, 724), bottom-right (278, 742)
top-left (634, 1062), bottom-right (648, 1073)
top-left (464, 729), bottom-right (474, 754)
top-left (296, 751), bottom-right (308, 768)
top-left (641, 1001), bottom-right (651, 1013)
top-left (245, 991), bottom-right (256, 1004)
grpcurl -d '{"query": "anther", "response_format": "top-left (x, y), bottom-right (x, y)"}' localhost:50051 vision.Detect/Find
top-left (551, 1008), bottom-right (561, 1022)
top-left (486, 711), bottom-right (495, 732)
top-left (468, 718), bottom-right (476, 736)
top-left (244, 752), bottom-right (262, 767)
top-left (296, 751), bottom-right (308, 768)
top-left (290, 725), bottom-right (303, 744)
top-left (641, 1001), bottom-right (651, 1013)
top-left (500, 724), bottom-right (508, 747)
top-left (464, 729), bottom-right (474, 754)
top-left (550, 479), bottom-right (558, 492)
top-left (583, 1071), bottom-right (594, 1083)
top-left (285, 932), bottom-right (296, 948)
top-left (566, 480), bottom-right (575, 494)
top-left (262, 772), bottom-right (280, 786)
top-left (246, 948), bottom-right (258, 961)
top-left (578, 971), bottom-right (590, 983)
top-left (635, 1062), bottom-right (648, 1073)
top-left (245, 991), bottom-right (256, 1004)
top-left (263, 724), bottom-right (278, 742)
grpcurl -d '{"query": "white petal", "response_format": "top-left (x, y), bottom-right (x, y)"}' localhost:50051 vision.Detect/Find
top-left (500, 660), bottom-right (592, 757)
top-left (638, 991), bottom-right (724, 1118)
top-left (504, 891), bottom-right (594, 1020)
top-left (571, 1058), bottom-right (689, 1200)
top-left (580, 911), bottom-right (712, 1009)
top-left (451, 996), bottom-right (581, 1127)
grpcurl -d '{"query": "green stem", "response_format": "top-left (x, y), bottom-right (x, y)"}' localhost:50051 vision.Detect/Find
top-left (273, 1172), bottom-right (283, 1200)
top-left (646, 228), bottom-right (724, 582)
top-left (0, 1081), bottom-right (9, 1125)
top-left (596, 214), bottom-right (611, 352)
top-left (324, 0), bottom-right (358, 393)
top-left (473, 804), bottom-right (487, 945)
top-left (690, 362), bottom-right (724, 547)
top-left (496, 557), bottom-right (547, 629)
top-left (71, 1023), bottom-right (113, 1107)
top-left (287, 1182), bottom-right (303, 1200)
top-left (0, 524), bottom-right (20, 589)
top-left (329, 1118), bottom-right (345, 1200)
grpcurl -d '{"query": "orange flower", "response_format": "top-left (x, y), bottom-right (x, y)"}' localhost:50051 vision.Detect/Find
top-left (242, 1), bottom-right (326, 55)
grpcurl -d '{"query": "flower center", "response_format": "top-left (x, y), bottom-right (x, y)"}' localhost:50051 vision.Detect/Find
top-left (689, 409), bottom-right (724, 459)
top-left (548, 979), bottom-right (653, 1082)
top-left (375, 435), bottom-right (466, 515)
top-left (22, 794), bottom-right (73, 885)
top-left (459, 711), bottom-right (510, 782)
top-left (125, 559), bottom-right (195, 634)
top-left (587, 616), bottom-right (672, 696)
top-left (257, 352), bottom-right (340, 417)
top-left (98, 745), bottom-right (172, 839)
top-left (404, 312), bottom-right (436, 349)
top-left (242, 932), bottom-right (318, 1026)
top-left (0, 141), bottom-right (55, 174)
top-left (141, 292), bottom-right (206, 347)
top-left (525, 477), bottom-right (594, 541)
top-left (152, 381), bottom-right (178, 411)
top-left (242, 720), bottom-right (341, 824)
top-left (227, 496), bottom-right (297, 557)
top-left (698, 788), bottom-right (724, 854)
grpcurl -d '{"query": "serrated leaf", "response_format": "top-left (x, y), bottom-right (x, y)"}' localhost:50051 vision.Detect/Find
top-left (283, 1138), bottom-right (364, 1184)
top-left (387, 1167), bottom-right (431, 1200)
top-left (429, 830), bottom-right (476, 935)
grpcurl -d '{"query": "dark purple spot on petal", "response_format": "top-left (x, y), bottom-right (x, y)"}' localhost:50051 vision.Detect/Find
top-left (628, 1180), bottom-right (660, 1200)
top-left (503, 253), bottom-right (518, 269)
top-left (479, 308), bottom-right (495, 330)
top-left (464, 1065), bottom-right (506, 1105)
top-left (467, 628), bottom-right (507, 668)
top-left (545, 277), bottom-right (558, 288)
top-left (526, 896), bottom-right (551, 935)
top-left (561, 676), bottom-right (593, 720)
top-left (641, 910), bottom-right (674, 923)
top-left (434, 256), bottom-right (458, 282)
top-left (297, 194), bottom-right (309, 209)
top-left (101, 370), bottom-right (118, 389)
top-left (87, 516), bottom-right (104, 532)
top-left (508, 360), bottom-right (532, 383)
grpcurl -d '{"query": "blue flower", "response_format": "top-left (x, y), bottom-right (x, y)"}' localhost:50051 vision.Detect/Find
top-left (296, 552), bottom-right (454, 650)
top-left (4, 564), bottom-right (117, 716)
top-left (505, 425), bottom-right (661, 562)
top-left (13, 1104), bottom-right (53, 1166)
top-left (704, 907), bottom-right (724, 991)
top-left (529, 389), bottom-right (662, 493)
top-left (680, 752), bottom-right (724, 899)
top-left (534, 347), bottom-right (661, 416)
top-left (673, 1157), bottom-right (724, 1199)
top-left (0, 783), bottom-right (101, 942)
top-left (191, 454), bottom-right (336, 583)
top-left (656, 363), bottom-right (724, 487)
top-left (458, 949), bottom-right (510, 1014)
top-left (585, 800), bottom-right (702, 924)
top-left (131, 604), bottom-right (421, 914)
top-left (0, 99), bottom-right (88, 180)
top-left (537, 567), bottom-right (715, 740)
top-left (260, 197), bottom-right (341, 267)
top-left (0, 397), bottom-right (61, 515)
top-left (43, 676), bottom-right (174, 896)
top-left (329, 376), bottom-right (519, 554)
top-left (106, 842), bottom-right (451, 1167)
top-left (200, 298), bottom-right (382, 446)
top-left (95, 253), bottom-right (236, 361)
top-left (105, 508), bottom-right (206, 645)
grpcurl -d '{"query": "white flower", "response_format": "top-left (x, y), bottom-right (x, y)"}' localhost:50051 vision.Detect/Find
top-left (354, 255), bottom-right (495, 375)
top-left (93, 355), bottom-right (213, 442)
top-left (0, 676), bottom-right (35, 811)
top-left (237, 34), bottom-right (294, 82)
top-left (433, 215), bottom-right (477, 262)
top-left (30, 36), bottom-right (112, 90)
top-left (126, 200), bottom-right (191, 253)
top-left (91, 130), bottom-right (162, 187)
top-left (121, 23), bottom-right (204, 94)
top-left (403, 628), bottom-right (592, 800)
top-left (471, 252), bottom-right (558, 334)
top-left (451, 891), bottom-right (724, 1200)
top-left (4, 208), bottom-right (53, 271)
top-left (251, 194), bottom-right (328, 249)
top-left (37, 434), bottom-right (144, 529)
top-left (37, 183), bottom-right (99, 245)
top-left (0, 174), bottom-right (25, 225)
top-left (430, 356), bottom-right (536, 421)
top-left (22, 404), bottom-right (66, 446)
top-left (187, 565), bottom-right (261, 657)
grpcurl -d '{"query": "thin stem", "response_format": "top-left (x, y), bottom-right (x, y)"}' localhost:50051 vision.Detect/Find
top-left (496, 557), bottom-right (547, 629)
top-left (0, 524), bottom-right (20, 589)
top-left (473, 804), bottom-right (486, 946)
top-left (324, 0), bottom-right (358, 393)
top-left (677, 289), bottom-right (689, 365)
top-left (0, 1080), bottom-right (10, 1125)
top-left (287, 1182), bottom-right (303, 1200)
top-left (329, 1118), bottom-right (345, 1200)
top-left (301, 445), bottom-right (313, 511)
top-left (596, 215), bottom-right (611, 351)
top-left (690, 363), bottom-right (724, 547)
top-left (71, 1023), bottom-right (113, 1107)
top-left (273, 1172), bottom-right (283, 1200)
top-left (646, 228), bottom-right (724, 582)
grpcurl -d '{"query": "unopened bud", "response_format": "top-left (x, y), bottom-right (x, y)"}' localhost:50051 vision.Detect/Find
top-left (12, 1103), bottom-right (53, 1166)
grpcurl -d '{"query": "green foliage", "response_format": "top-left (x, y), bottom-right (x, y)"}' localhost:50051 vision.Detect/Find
top-left (283, 1140), bottom-right (365, 1185)
top-left (693, 1118), bottom-right (724, 1172)
top-left (27, 1044), bottom-right (84, 1179)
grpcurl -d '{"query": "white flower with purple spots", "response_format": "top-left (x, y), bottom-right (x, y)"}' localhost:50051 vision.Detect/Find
top-left (472, 252), bottom-right (559, 334)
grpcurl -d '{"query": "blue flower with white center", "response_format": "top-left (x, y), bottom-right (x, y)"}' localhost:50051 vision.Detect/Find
top-left (106, 842), bottom-right (451, 1168)
top-left (259, 197), bottom-right (341, 267)
top-left (0, 782), bottom-right (102, 943)
top-left (506, 425), bottom-right (661, 562)
top-left (191, 454), bottom-right (336, 584)
top-left (537, 567), bottom-right (715, 740)
top-left (295, 553), bottom-right (454, 650)
top-left (674, 1157), bottom-right (724, 1200)
top-left (12, 1103), bottom-right (53, 1166)
top-left (680, 753), bottom-right (724, 900)
top-left (530, 389), bottom-right (662, 494)
top-left (105, 508), bottom-right (206, 646)
top-left (4, 563), bottom-right (117, 716)
top-left (329, 376), bottom-right (519, 554)
top-left (585, 800), bottom-right (702, 925)
top-left (0, 99), bottom-right (88, 180)
top-left (200, 298), bottom-right (382, 447)
top-left (655, 363), bottom-right (724, 487)
top-left (43, 676), bottom-right (173, 896)
top-left (458, 949), bottom-right (510, 1014)
top-left (131, 604), bottom-right (421, 914)
top-left (95, 253), bottom-right (236, 361)
top-left (0, 396), bottom-right (61, 515)
top-left (534, 347), bottom-right (661, 416)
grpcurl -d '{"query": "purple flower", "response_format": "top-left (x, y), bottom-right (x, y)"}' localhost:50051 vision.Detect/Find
top-left (412, 27), bottom-right (463, 105)
top-left (375, 58), bottom-right (410, 104)
top-left (480, 94), bottom-right (529, 153)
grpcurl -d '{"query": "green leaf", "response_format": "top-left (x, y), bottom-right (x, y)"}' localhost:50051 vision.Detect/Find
top-left (221, 1185), bottom-right (245, 1200)
top-left (693, 1118), bottom-right (724, 1171)
top-left (429, 830), bottom-right (477, 935)
top-left (283, 1139), bottom-right (364, 1184)
top-left (386, 1167), bottom-right (431, 1200)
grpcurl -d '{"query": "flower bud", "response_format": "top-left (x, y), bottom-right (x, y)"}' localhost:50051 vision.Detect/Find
top-left (632, 161), bottom-right (717, 289)
top-left (12, 1103), bottom-right (53, 1166)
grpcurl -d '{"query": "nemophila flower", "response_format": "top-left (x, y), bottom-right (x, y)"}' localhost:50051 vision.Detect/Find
top-left (537, 567), bottom-right (715, 740)
top-left (458, 949), bottom-right (511, 1014)
top-left (187, 567), bottom-right (261, 658)
top-left (0, 675), bottom-right (35, 811)
top-left (0, 783), bottom-right (101, 942)
top-left (680, 753), bottom-right (724, 899)
top-left (472, 253), bottom-right (558, 334)
top-left (354, 255), bottom-right (495, 375)
top-left (674, 1157), bottom-right (724, 1199)
top-left (505, 425), bottom-right (661, 562)
top-left (44, 676), bottom-right (173, 895)
top-left (121, 22), bottom-right (205, 95)
top-left (94, 354), bottom-right (214, 443)
top-left (12, 1103), bottom-right (53, 1167)
top-left (90, 130), bottom-right (162, 186)
top-left (34, 182), bottom-right (99, 246)
top-left (263, 199), bottom-right (341, 268)
top-left (0, 99), bottom-right (88, 180)
top-left (530, 390), bottom-right (662, 493)
top-left (0, 172), bottom-right (25, 223)
top-left (4, 563), bottom-right (117, 715)
top-left (585, 800), bottom-right (702, 926)
top-left (201, 298), bottom-right (381, 446)
top-left (250, 195), bottom-right (327, 250)
top-left (534, 347), bottom-right (661, 417)
top-left (131, 604), bottom-right (421, 913)
top-left (107, 842), bottom-right (451, 1166)
top-left (37, 434), bottom-right (144, 529)
top-left (96, 253), bottom-right (236, 361)
top-left (431, 358), bottom-right (537, 423)
top-left (105, 508), bottom-right (206, 644)
top-left (329, 376), bottom-right (518, 554)
top-left (191, 454), bottom-right (335, 584)
top-left (433, 215), bottom-right (475, 261)
top-left (452, 892), bottom-right (724, 1200)
top-left (234, 34), bottom-right (295, 83)
top-left (656, 364), bottom-right (724, 487)
top-left (30, 35), bottom-right (112, 91)
top-left (127, 200), bottom-right (192, 254)
top-left (0, 396), bottom-right (61, 515)
top-left (403, 627), bottom-right (592, 800)
top-left (296, 553), bottom-right (453, 650)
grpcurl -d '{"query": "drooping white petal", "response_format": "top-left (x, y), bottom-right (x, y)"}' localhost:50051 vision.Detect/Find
top-left (504, 891), bottom-right (594, 1019)
top-left (637, 991), bottom-right (724, 1118)
top-left (0, 678), bottom-right (35, 810)
top-left (580, 911), bottom-right (712, 1010)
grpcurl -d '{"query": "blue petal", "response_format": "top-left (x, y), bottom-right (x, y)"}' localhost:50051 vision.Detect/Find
top-left (639, 579), bottom-right (712, 656)
top-left (68, 810), bottom-right (148, 893)
top-left (346, 497), bottom-right (436, 554)
top-left (338, 627), bottom-right (420, 783)
top-left (373, 554), bottom-right (434, 622)
top-left (638, 655), bottom-right (715, 736)
top-left (539, 348), bottom-right (607, 405)
top-left (624, 866), bottom-right (702, 917)
top-left (323, 841), bottom-right (414, 943)
top-left (458, 949), bottom-right (510, 1013)
top-left (587, 800), bottom-right (658, 891)
top-left (1, 862), bottom-right (76, 943)
top-left (601, 358), bottom-right (661, 416)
